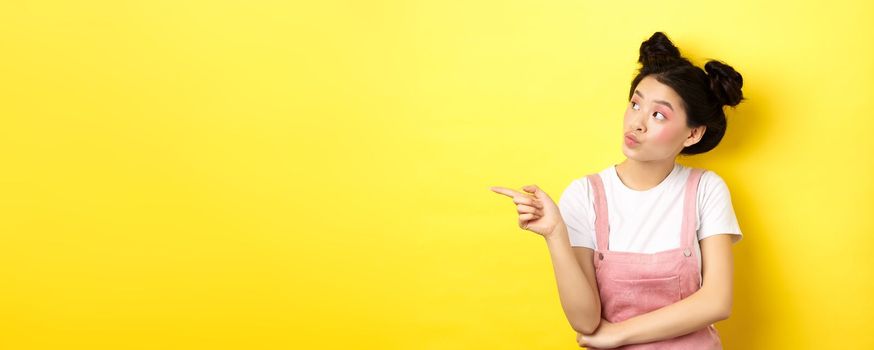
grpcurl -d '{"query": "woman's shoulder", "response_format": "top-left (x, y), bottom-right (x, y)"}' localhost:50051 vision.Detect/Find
top-left (558, 174), bottom-right (595, 221)
top-left (689, 166), bottom-right (733, 198)
top-left (559, 167), bottom-right (608, 207)
top-left (680, 164), bottom-right (727, 185)
top-left (561, 174), bottom-right (591, 200)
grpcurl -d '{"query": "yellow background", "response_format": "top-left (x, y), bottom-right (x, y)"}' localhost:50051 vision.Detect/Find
top-left (2, 0), bottom-right (872, 348)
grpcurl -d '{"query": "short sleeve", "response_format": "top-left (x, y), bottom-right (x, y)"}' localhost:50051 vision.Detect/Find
top-left (697, 171), bottom-right (743, 244)
top-left (558, 178), bottom-right (596, 249)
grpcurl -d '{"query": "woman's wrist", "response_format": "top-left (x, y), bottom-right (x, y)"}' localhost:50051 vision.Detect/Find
top-left (544, 223), bottom-right (568, 243)
top-left (611, 321), bottom-right (630, 347)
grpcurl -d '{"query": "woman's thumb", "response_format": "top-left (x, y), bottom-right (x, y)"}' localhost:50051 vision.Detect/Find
top-left (528, 185), bottom-right (556, 203)
top-left (522, 184), bottom-right (545, 197)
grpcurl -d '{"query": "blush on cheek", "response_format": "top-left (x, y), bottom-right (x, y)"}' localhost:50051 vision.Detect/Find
top-left (654, 127), bottom-right (680, 144)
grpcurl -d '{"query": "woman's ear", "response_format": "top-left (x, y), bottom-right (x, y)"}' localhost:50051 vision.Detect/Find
top-left (683, 125), bottom-right (706, 147)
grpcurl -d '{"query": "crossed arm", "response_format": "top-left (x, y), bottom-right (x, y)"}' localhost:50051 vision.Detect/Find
top-left (576, 233), bottom-right (736, 347)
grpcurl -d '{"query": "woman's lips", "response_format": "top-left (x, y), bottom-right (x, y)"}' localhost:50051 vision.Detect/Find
top-left (625, 134), bottom-right (639, 146)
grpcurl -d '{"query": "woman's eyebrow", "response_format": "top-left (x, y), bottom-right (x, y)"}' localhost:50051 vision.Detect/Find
top-left (634, 90), bottom-right (675, 112)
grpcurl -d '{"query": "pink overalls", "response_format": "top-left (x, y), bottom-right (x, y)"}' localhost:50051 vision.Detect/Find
top-left (586, 168), bottom-right (722, 349)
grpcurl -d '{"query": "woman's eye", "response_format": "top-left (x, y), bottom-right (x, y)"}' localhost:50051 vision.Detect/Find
top-left (653, 112), bottom-right (666, 120)
top-left (631, 102), bottom-right (640, 110)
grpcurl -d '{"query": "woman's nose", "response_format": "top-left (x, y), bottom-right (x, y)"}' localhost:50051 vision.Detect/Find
top-left (629, 112), bottom-right (646, 132)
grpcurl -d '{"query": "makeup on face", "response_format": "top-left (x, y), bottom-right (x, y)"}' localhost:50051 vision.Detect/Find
top-left (632, 90), bottom-right (675, 121)
top-left (623, 76), bottom-right (689, 157)
top-left (624, 134), bottom-right (639, 147)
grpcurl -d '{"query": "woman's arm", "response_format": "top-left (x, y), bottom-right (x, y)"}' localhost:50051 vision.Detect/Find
top-left (545, 224), bottom-right (602, 334)
top-left (489, 185), bottom-right (601, 335)
top-left (599, 233), bottom-right (735, 346)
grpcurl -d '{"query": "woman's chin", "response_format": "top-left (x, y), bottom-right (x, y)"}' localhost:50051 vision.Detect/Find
top-left (622, 148), bottom-right (653, 162)
top-left (621, 146), bottom-right (639, 159)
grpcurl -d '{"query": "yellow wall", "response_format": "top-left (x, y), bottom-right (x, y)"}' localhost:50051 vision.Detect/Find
top-left (2, 0), bottom-right (872, 348)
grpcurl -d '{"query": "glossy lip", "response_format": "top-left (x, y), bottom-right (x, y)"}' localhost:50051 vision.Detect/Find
top-left (624, 132), bottom-right (640, 146)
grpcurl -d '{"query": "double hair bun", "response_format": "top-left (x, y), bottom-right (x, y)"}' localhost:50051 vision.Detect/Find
top-left (638, 32), bottom-right (744, 107)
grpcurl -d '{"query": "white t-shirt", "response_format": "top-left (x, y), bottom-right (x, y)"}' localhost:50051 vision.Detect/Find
top-left (558, 162), bottom-right (742, 276)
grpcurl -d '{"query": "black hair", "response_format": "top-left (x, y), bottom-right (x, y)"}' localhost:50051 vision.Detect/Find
top-left (628, 32), bottom-right (744, 155)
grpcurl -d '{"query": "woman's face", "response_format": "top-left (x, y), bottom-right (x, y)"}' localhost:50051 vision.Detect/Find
top-left (622, 75), bottom-right (704, 161)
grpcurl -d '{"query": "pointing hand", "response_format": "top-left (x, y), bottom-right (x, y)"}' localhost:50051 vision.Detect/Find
top-left (490, 184), bottom-right (563, 239)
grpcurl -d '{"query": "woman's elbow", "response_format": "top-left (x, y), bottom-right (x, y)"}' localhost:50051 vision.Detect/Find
top-left (715, 301), bottom-right (732, 321)
top-left (572, 315), bottom-right (601, 335)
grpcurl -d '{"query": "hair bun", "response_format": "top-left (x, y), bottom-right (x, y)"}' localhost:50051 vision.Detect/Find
top-left (638, 32), bottom-right (683, 70)
top-left (704, 60), bottom-right (744, 107)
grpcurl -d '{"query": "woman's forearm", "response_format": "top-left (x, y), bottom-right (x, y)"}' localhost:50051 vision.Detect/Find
top-left (544, 225), bottom-right (601, 334)
top-left (613, 286), bottom-right (730, 345)
top-left (611, 234), bottom-right (735, 346)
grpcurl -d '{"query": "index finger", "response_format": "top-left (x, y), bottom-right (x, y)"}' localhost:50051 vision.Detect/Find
top-left (490, 186), bottom-right (527, 198)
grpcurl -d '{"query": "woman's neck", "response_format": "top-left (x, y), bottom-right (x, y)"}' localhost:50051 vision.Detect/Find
top-left (615, 158), bottom-right (676, 191)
